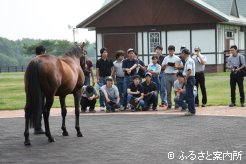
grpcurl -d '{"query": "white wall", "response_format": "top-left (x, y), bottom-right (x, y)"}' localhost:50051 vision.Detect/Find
top-left (167, 30), bottom-right (190, 53)
top-left (137, 32), bottom-right (143, 55)
top-left (96, 33), bottom-right (102, 57)
top-left (192, 29), bottom-right (216, 64)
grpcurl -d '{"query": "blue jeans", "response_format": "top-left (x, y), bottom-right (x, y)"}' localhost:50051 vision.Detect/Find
top-left (105, 99), bottom-right (120, 112)
top-left (185, 76), bottom-right (196, 113)
top-left (116, 77), bottom-right (125, 106)
top-left (159, 73), bottom-right (167, 105)
top-left (174, 89), bottom-right (198, 109)
top-left (174, 93), bottom-right (187, 109)
top-left (123, 76), bottom-right (133, 108)
top-left (98, 77), bottom-right (106, 107)
top-left (144, 93), bottom-right (158, 110)
top-left (127, 94), bottom-right (145, 109)
top-left (84, 76), bottom-right (90, 86)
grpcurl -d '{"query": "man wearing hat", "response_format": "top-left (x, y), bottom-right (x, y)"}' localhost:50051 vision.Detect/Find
top-left (127, 75), bottom-right (145, 112)
top-left (142, 72), bottom-right (158, 111)
top-left (192, 46), bottom-right (207, 107)
top-left (101, 76), bottom-right (120, 112)
top-left (182, 48), bottom-right (196, 116)
top-left (162, 45), bottom-right (183, 109)
top-left (122, 48), bottom-right (138, 110)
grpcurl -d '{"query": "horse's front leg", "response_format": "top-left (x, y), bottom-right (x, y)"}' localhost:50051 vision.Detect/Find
top-left (59, 96), bottom-right (69, 136)
top-left (43, 97), bottom-right (55, 142)
top-left (74, 90), bottom-right (83, 137)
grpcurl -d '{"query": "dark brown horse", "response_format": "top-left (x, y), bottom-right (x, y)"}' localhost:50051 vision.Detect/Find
top-left (24, 45), bottom-right (85, 145)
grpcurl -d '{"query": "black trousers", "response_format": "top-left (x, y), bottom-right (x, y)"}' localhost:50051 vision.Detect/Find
top-left (230, 72), bottom-right (245, 104)
top-left (195, 72), bottom-right (207, 105)
top-left (80, 97), bottom-right (96, 111)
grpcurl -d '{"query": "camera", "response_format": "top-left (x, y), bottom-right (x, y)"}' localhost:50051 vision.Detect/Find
top-left (232, 66), bottom-right (238, 72)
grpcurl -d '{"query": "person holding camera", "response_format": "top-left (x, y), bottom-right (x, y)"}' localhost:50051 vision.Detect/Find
top-left (227, 45), bottom-right (245, 107)
top-left (162, 45), bottom-right (183, 109)
top-left (101, 76), bottom-right (120, 112)
top-left (192, 46), bottom-right (207, 107)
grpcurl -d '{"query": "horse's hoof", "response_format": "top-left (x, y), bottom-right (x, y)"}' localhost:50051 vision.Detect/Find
top-left (62, 131), bottom-right (69, 136)
top-left (48, 137), bottom-right (55, 142)
top-left (24, 140), bottom-right (31, 146)
top-left (77, 132), bottom-right (83, 137)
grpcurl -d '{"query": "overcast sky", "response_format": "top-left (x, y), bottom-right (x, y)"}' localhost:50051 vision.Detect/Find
top-left (0, 0), bottom-right (105, 42)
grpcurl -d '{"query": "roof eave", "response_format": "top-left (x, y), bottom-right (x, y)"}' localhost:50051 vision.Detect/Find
top-left (76, 0), bottom-right (123, 28)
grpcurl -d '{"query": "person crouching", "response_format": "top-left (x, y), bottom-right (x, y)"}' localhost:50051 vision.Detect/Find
top-left (142, 72), bottom-right (158, 111)
top-left (80, 85), bottom-right (99, 113)
top-left (101, 76), bottom-right (120, 112)
top-left (127, 75), bottom-right (145, 112)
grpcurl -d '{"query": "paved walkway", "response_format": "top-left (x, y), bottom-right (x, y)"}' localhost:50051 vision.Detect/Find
top-left (1, 106), bottom-right (245, 118)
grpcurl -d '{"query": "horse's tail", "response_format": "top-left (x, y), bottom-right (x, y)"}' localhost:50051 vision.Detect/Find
top-left (24, 60), bottom-right (44, 129)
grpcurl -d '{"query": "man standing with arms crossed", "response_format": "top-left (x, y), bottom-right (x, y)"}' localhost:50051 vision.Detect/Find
top-left (155, 45), bottom-right (167, 107)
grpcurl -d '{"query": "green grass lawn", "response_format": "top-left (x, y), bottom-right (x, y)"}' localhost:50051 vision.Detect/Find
top-left (0, 72), bottom-right (245, 110)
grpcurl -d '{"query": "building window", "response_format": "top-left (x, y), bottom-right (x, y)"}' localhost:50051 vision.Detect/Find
top-left (226, 31), bottom-right (235, 39)
top-left (149, 32), bottom-right (160, 54)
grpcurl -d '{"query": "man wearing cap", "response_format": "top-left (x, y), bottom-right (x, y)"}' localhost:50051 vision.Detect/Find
top-left (192, 46), bottom-right (207, 107)
top-left (112, 50), bottom-right (125, 110)
top-left (227, 45), bottom-right (245, 107)
top-left (127, 75), bottom-right (145, 112)
top-left (101, 76), bottom-right (120, 112)
top-left (162, 45), bottom-right (183, 109)
top-left (122, 48), bottom-right (138, 110)
top-left (155, 45), bottom-right (167, 107)
top-left (142, 72), bottom-right (158, 111)
top-left (182, 48), bottom-right (196, 116)
top-left (96, 48), bottom-right (114, 111)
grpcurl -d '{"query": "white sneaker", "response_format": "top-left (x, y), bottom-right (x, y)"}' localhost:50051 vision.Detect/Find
top-left (100, 107), bottom-right (106, 111)
top-left (184, 111), bottom-right (195, 116)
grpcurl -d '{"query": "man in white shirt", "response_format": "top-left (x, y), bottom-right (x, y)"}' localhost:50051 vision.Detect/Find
top-left (162, 45), bottom-right (183, 109)
top-left (192, 46), bottom-right (207, 107)
top-left (182, 48), bottom-right (196, 116)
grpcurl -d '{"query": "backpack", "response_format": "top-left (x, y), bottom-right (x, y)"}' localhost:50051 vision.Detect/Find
top-left (239, 55), bottom-right (246, 77)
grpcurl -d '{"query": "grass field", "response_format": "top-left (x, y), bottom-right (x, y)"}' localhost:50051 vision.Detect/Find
top-left (0, 72), bottom-right (245, 110)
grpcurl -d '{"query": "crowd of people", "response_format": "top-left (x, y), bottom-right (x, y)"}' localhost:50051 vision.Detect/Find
top-left (80, 44), bottom-right (245, 116)
top-left (33, 44), bottom-right (245, 134)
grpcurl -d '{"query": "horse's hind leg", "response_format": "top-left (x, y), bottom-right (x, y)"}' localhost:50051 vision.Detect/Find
top-left (59, 96), bottom-right (69, 136)
top-left (43, 96), bottom-right (55, 142)
top-left (24, 107), bottom-right (31, 146)
top-left (74, 91), bottom-right (83, 137)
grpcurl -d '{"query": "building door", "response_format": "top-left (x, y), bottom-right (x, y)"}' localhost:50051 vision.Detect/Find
top-left (103, 33), bottom-right (136, 59)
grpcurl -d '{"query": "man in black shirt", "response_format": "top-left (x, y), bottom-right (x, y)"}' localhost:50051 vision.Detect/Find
top-left (122, 48), bottom-right (138, 110)
top-left (142, 72), bottom-right (158, 111)
top-left (96, 47), bottom-right (114, 111)
top-left (155, 45), bottom-right (167, 107)
top-left (127, 75), bottom-right (145, 112)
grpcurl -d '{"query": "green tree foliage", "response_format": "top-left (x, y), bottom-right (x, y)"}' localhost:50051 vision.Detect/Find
top-left (0, 37), bottom-right (96, 67)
